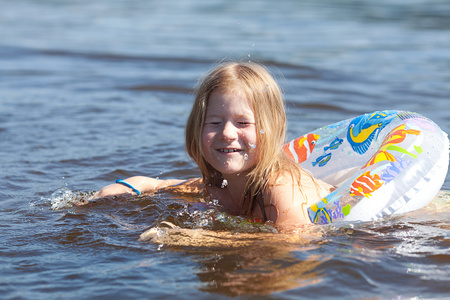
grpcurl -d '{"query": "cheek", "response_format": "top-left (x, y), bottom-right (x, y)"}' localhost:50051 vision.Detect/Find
top-left (244, 128), bottom-right (258, 146)
top-left (245, 129), bottom-right (259, 161)
top-left (201, 129), bottom-right (213, 150)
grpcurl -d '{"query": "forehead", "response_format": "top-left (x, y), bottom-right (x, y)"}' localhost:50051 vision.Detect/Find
top-left (206, 89), bottom-right (253, 113)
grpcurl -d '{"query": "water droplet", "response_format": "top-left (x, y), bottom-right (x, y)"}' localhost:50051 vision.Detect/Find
top-left (244, 154), bottom-right (249, 160)
top-left (221, 179), bottom-right (228, 188)
top-left (252, 44), bottom-right (255, 47)
top-left (260, 129), bottom-right (265, 134)
top-left (249, 143), bottom-right (256, 148)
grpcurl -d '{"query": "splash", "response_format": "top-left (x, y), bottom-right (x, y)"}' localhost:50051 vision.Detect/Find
top-left (43, 188), bottom-right (89, 210)
top-left (221, 179), bottom-right (228, 188)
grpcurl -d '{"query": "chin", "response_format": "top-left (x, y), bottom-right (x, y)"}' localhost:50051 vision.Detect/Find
top-left (218, 166), bottom-right (251, 177)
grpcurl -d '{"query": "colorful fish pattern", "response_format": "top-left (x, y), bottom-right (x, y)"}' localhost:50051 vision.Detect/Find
top-left (347, 111), bottom-right (397, 155)
top-left (283, 133), bottom-right (319, 164)
top-left (350, 171), bottom-right (384, 198)
top-left (312, 152), bottom-right (332, 167)
top-left (324, 137), bottom-right (344, 151)
top-left (298, 110), bottom-right (442, 224)
top-left (363, 124), bottom-right (421, 167)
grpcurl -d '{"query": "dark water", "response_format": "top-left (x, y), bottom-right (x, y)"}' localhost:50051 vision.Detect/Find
top-left (1, 0), bottom-right (449, 299)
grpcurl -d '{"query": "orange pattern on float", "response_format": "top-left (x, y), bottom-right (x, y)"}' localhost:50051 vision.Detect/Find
top-left (283, 133), bottom-right (319, 164)
top-left (350, 171), bottom-right (384, 198)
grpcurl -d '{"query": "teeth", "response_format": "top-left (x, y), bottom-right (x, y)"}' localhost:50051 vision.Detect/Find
top-left (220, 149), bottom-right (239, 153)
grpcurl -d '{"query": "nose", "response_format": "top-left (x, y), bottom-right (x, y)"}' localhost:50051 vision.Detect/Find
top-left (220, 121), bottom-right (238, 141)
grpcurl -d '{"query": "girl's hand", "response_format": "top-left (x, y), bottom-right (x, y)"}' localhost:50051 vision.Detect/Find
top-left (85, 176), bottom-right (186, 203)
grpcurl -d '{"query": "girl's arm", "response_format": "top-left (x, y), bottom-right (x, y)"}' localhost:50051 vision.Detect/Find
top-left (90, 176), bottom-right (191, 199)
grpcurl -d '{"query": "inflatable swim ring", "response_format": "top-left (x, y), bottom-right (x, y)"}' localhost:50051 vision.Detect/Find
top-left (283, 110), bottom-right (449, 225)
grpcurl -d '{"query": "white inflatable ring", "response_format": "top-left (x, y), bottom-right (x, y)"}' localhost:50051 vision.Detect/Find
top-left (283, 110), bottom-right (449, 224)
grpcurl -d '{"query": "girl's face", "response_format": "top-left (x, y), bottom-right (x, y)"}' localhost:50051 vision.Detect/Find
top-left (201, 89), bottom-right (258, 177)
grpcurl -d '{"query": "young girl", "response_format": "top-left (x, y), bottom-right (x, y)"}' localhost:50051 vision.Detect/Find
top-left (90, 62), bottom-right (333, 230)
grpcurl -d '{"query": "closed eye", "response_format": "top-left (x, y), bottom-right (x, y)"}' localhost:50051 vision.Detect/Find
top-left (237, 122), bottom-right (255, 128)
top-left (204, 118), bottom-right (222, 125)
top-left (237, 119), bottom-right (255, 125)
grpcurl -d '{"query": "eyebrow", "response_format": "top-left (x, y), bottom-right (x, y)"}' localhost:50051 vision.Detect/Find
top-left (205, 113), bottom-right (255, 120)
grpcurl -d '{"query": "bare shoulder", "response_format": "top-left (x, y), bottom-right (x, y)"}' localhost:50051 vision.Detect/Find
top-left (262, 172), bottom-right (308, 228)
top-left (263, 170), bottom-right (333, 229)
top-left (297, 169), bottom-right (335, 199)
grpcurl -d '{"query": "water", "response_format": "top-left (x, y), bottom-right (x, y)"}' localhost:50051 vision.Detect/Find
top-left (1, 0), bottom-right (449, 299)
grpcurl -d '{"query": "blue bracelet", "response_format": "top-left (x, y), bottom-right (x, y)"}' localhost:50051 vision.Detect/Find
top-left (115, 179), bottom-right (141, 195)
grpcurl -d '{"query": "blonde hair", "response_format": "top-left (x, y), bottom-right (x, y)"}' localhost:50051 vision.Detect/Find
top-left (185, 61), bottom-right (302, 215)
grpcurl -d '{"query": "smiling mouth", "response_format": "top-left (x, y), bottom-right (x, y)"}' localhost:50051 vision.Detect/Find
top-left (217, 148), bottom-right (241, 153)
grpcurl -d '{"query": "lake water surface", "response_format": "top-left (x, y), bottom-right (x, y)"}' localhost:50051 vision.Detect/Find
top-left (1, 0), bottom-right (449, 299)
